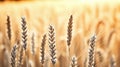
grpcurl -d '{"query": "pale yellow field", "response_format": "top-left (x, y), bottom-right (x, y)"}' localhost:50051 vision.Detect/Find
top-left (0, 1), bottom-right (120, 67)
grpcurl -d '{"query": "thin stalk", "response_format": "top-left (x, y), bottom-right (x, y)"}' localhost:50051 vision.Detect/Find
top-left (67, 15), bottom-right (73, 66)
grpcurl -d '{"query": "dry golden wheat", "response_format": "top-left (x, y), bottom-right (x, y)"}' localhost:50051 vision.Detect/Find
top-left (0, 1), bottom-right (120, 67)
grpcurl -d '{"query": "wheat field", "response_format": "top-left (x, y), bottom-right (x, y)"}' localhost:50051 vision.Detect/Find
top-left (0, 1), bottom-right (120, 67)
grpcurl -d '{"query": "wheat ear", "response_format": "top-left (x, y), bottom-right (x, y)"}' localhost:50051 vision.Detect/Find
top-left (11, 45), bottom-right (17, 67)
top-left (71, 56), bottom-right (77, 67)
top-left (17, 46), bottom-right (24, 67)
top-left (88, 34), bottom-right (96, 67)
top-left (31, 33), bottom-right (35, 55)
top-left (40, 34), bottom-right (46, 65)
top-left (21, 17), bottom-right (27, 50)
top-left (67, 15), bottom-right (73, 66)
top-left (6, 15), bottom-right (12, 40)
top-left (67, 15), bottom-right (73, 55)
top-left (67, 15), bottom-right (73, 47)
top-left (48, 25), bottom-right (56, 66)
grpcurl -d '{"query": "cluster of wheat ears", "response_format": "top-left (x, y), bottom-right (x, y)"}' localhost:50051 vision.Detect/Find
top-left (0, 14), bottom-right (117, 67)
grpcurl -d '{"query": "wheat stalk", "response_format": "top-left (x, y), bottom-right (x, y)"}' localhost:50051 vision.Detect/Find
top-left (67, 15), bottom-right (73, 66)
top-left (21, 17), bottom-right (27, 50)
top-left (40, 34), bottom-right (46, 65)
top-left (48, 25), bottom-right (56, 66)
top-left (88, 34), bottom-right (96, 67)
top-left (10, 45), bottom-right (17, 67)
